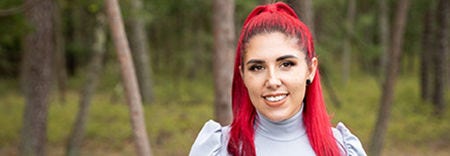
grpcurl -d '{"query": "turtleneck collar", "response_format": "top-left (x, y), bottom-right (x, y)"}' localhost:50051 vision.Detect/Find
top-left (255, 104), bottom-right (306, 141)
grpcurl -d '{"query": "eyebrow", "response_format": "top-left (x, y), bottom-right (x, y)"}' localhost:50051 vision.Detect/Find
top-left (276, 55), bottom-right (298, 62)
top-left (246, 55), bottom-right (298, 65)
top-left (246, 59), bottom-right (264, 65)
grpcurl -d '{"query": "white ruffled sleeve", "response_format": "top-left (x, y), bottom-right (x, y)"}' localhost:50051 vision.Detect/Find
top-left (189, 120), bottom-right (228, 156)
top-left (332, 122), bottom-right (367, 156)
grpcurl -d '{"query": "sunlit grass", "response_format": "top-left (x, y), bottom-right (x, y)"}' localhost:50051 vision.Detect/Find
top-left (326, 72), bottom-right (450, 155)
top-left (326, 73), bottom-right (380, 146)
top-left (0, 91), bottom-right (23, 146)
top-left (0, 71), bottom-right (448, 155)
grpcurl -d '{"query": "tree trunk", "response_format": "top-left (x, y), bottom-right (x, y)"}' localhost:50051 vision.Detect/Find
top-left (212, 0), bottom-right (235, 125)
top-left (379, 0), bottom-right (390, 77)
top-left (105, 0), bottom-right (153, 155)
top-left (187, 29), bottom-right (206, 79)
top-left (432, 0), bottom-right (448, 117)
top-left (128, 0), bottom-right (154, 104)
top-left (342, 0), bottom-right (356, 84)
top-left (19, 0), bottom-right (54, 155)
top-left (420, 6), bottom-right (434, 102)
top-left (66, 14), bottom-right (106, 156)
top-left (295, 0), bottom-right (315, 38)
top-left (54, 0), bottom-right (68, 104)
top-left (369, 0), bottom-right (410, 155)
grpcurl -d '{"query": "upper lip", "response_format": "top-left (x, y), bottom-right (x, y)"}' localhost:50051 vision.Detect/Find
top-left (262, 92), bottom-right (289, 97)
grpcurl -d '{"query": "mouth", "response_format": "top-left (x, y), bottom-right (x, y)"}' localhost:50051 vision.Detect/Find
top-left (262, 93), bottom-right (289, 106)
top-left (264, 94), bottom-right (287, 102)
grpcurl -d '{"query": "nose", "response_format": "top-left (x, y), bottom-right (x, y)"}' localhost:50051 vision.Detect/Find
top-left (265, 69), bottom-right (281, 89)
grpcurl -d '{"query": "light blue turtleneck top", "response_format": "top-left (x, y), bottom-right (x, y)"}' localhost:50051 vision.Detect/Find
top-left (189, 106), bottom-right (367, 156)
top-left (254, 107), bottom-right (315, 156)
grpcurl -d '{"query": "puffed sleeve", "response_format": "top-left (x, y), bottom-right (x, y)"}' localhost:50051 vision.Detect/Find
top-left (332, 122), bottom-right (367, 156)
top-left (189, 120), bottom-right (227, 156)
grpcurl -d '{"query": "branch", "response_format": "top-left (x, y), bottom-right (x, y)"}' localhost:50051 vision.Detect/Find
top-left (0, 1), bottom-right (36, 17)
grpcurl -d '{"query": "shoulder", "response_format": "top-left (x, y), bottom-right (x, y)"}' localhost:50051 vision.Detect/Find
top-left (332, 122), bottom-right (367, 156)
top-left (189, 120), bottom-right (230, 156)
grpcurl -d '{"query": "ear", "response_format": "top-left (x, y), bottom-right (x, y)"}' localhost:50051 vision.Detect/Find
top-left (308, 57), bottom-right (318, 82)
top-left (239, 65), bottom-right (244, 78)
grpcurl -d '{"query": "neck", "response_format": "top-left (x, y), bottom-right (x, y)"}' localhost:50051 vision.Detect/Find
top-left (255, 105), bottom-right (306, 141)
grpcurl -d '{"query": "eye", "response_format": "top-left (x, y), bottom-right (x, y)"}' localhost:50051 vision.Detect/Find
top-left (248, 64), bottom-right (264, 71)
top-left (280, 61), bottom-right (296, 69)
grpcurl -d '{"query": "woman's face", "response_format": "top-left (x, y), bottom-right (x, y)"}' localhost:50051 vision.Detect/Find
top-left (241, 32), bottom-right (317, 122)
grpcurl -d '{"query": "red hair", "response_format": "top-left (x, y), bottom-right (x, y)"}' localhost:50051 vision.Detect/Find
top-left (228, 2), bottom-right (340, 156)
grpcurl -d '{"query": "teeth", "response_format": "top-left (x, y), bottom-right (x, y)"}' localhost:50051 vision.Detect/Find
top-left (264, 95), bottom-right (286, 102)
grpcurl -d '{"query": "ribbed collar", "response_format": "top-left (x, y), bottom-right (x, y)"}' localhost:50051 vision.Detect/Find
top-left (255, 105), bottom-right (306, 141)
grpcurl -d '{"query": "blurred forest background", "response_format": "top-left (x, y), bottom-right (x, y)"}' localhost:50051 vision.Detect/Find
top-left (0, 0), bottom-right (448, 155)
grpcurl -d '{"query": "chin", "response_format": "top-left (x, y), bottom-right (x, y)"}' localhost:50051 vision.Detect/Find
top-left (265, 114), bottom-right (289, 122)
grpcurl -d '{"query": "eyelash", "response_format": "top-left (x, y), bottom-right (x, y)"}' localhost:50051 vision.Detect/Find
top-left (249, 65), bottom-right (264, 71)
top-left (248, 61), bottom-right (296, 71)
top-left (280, 61), bottom-right (296, 68)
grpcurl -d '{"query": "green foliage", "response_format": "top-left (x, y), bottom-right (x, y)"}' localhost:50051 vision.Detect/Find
top-left (326, 72), bottom-right (450, 152)
top-left (1, 71), bottom-right (448, 155)
top-left (0, 0), bottom-right (448, 155)
top-left (388, 76), bottom-right (450, 145)
top-left (141, 0), bottom-right (222, 78)
top-left (85, 95), bottom-right (133, 147)
top-left (0, 0), bottom-right (439, 80)
top-left (0, 0), bottom-right (28, 77)
top-left (236, 0), bottom-right (259, 27)
top-left (0, 92), bottom-right (23, 146)
top-left (0, 74), bottom-right (214, 155)
top-left (327, 74), bottom-right (380, 144)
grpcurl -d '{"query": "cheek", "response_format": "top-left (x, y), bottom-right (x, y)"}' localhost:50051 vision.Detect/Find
top-left (281, 69), bottom-right (308, 85)
top-left (280, 70), bottom-right (308, 95)
top-left (243, 69), bottom-right (266, 85)
top-left (286, 77), bottom-right (306, 94)
top-left (243, 74), bottom-right (266, 108)
top-left (243, 75), bottom-right (262, 94)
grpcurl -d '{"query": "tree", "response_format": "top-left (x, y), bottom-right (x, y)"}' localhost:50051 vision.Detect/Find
top-left (65, 0), bottom-right (92, 77)
top-left (53, 0), bottom-right (68, 104)
top-left (19, 0), bottom-right (55, 155)
top-left (369, 0), bottom-right (410, 155)
top-left (66, 13), bottom-right (106, 156)
top-left (212, 0), bottom-right (235, 125)
top-left (378, 0), bottom-right (390, 77)
top-left (292, 0), bottom-right (342, 108)
top-left (0, 1), bottom-right (31, 16)
top-left (432, 0), bottom-right (448, 117)
top-left (105, 0), bottom-right (153, 155)
top-left (128, 0), bottom-right (155, 104)
top-left (259, 0), bottom-right (272, 5)
top-left (341, 0), bottom-right (356, 84)
top-left (293, 0), bottom-right (315, 38)
top-left (420, 4), bottom-right (434, 102)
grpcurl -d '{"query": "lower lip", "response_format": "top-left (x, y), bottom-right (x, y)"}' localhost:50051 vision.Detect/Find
top-left (264, 95), bottom-right (288, 107)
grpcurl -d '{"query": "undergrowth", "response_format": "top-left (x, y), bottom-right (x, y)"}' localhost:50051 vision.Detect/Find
top-left (0, 72), bottom-right (448, 155)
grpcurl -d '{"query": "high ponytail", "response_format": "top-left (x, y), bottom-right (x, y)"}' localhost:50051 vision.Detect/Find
top-left (228, 2), bottom-right (340, 156)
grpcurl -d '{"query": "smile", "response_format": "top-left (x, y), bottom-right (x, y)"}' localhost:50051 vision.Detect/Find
top-left (264, 94), bottom-right (287, 102)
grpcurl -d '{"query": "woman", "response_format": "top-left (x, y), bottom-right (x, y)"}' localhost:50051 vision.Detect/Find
top-left (190, 2), bottom-right (366, 156)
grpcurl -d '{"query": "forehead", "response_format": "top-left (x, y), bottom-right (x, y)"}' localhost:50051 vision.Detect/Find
top-left (244, 32), bottom-right (305, 61)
